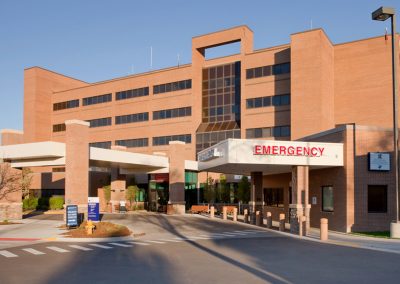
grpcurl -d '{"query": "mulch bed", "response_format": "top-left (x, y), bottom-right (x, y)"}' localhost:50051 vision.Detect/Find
top-left (61, 221), bottom-right (132, 238)
top-left (0, 221), bottom-right (21, 225)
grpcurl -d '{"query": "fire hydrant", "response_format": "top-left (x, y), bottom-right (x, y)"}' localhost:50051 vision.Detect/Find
top-left (85, 220), bottom-right (95, 235)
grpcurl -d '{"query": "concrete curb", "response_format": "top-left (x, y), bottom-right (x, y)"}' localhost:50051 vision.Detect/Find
top-left (197, 214), bottom-right (400, 255)
top-left (43, 235), bottom-right (137, 243)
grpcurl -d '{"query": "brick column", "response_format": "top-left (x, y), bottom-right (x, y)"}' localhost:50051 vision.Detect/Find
top-left (290, 165), bottom-right (310, 235)
top-left (167, 141), bottom-right (185, 214)
top-left (249, 172), bottom-right (263, 223)
top-left (65, 120), bottom-right (89, 220)
top-left (110, 146), bottom-right (127, 212)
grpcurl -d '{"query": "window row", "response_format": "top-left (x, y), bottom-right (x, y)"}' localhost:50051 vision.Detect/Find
top-left (52, 123), bottom-right (66, 132)
top-left (246, 62), bottom-right (290, 79)
top-left (116, 87), bottom-right (149, 101)
top-left (83, 93), bottom-right (112, 106)
top-left (153, 134), bottom-right (191, 146)
top-left (153, 79), bottom-right (191, 94)
top-left (246, 125), bottom-right (290, 139)
top-left (53, 99), bottom-right (79, 111)
top-left (87, 117), bottom-right (112, 128)
top-left (89, 141), bottom-right (112, 149)
top-left (115, 138), bottom-right (149, 148)
top-left (246, 94), bottom-right (290, 109)
top-left (153, 107), bottom-right (191, 120)
top-left (115, 112), bottom-right (149, 125)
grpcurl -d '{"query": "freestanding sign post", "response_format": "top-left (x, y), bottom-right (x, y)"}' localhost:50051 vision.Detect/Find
top-left (88, 197), bottom-right (100, 222)
top-left (66, 205), bottom-right (78, 228)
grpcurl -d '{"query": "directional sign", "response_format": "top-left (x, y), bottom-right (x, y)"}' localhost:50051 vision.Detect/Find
top-left (66, 205), bottom-right (78, 227)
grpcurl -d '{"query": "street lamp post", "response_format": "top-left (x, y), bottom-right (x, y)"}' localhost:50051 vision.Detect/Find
top-left (372, 7), bottom-right (400, 238)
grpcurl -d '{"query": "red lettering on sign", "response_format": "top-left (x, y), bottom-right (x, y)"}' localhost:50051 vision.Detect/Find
top-left (280, 146), bottom-right (287, 155)
top-left (254, 145), bottom-right (261, 155)
top-left (296, 147), bottom-right (302, 155)
top-left (253, 145), bottom-right (327, 157)
top-left (288, 146), bottom-right (295, 155)
top-left (319, 147), bottom-right (325, 156)
top-left (272, 146), bottom-right (278, 155)
top-left (311, 147), bottom-right (318, 156)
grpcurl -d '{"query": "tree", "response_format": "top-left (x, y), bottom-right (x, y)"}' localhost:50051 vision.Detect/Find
top-left (237, 176), bottom-right (251, 203)
top-left (21, 168), bottom-right (33, 199)
top-left (0, 163), bottom-right (20, 201)
top-left (203, 176), bottom-right (215, 203)
top-left (126, 185), bottom-right (139, 209)
top-left (218, 174), bottom-right (230, 203)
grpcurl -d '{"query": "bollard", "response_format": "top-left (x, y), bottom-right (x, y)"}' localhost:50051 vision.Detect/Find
top-left (279, 213), bottom-right (285, 232)
top-left (223, 206), bottom-right (227, 220)
top-left (233, 208), bottom-right (238, 222)
top-left (299, 216), bottom-right (307, 237)
top-left (266, 212), bottom-right (272, 228)
top-left (244, 209), bottom-right (249, 223)
top-left (210, 206), bottom-right (215, 218)
top-left (320, 218), bottom-right (328, 241)
top-left (255, 211), bottom-right (261, 226)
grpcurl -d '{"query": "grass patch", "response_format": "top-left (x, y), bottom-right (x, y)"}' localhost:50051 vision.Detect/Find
top-left (351, 231), bottom-right (390, 238)
top-left (62, 221), bottom-right (131, 238)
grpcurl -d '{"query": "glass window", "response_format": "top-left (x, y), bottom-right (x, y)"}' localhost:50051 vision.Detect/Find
top-left (368, 185), bottom-right (387, 213)
top-left (272, 96), bottom-right (281, 106)
top-left (255, 67), bottom-right (263, 78)
top-left (281, 126), bottom-right (290, 137)
top-left (280, 94), bottom-right (290, 105)
top-left (246, 129), bottom-right (254, 139)
top-left (262, 127), bottom-right (271, 137)
top-left (254, 97), bottom-right (262, 108)
top-left (262, 66), bottom-right (271, 76)
top-left (273, 127), bottom-right (281, 137)
top-left (263, 96), bottom-right (271, 107)
top-left (264, 188), bottom-right (284, 207)
top-left (246, 69), bottom-right (254, 79)
top-left (322, 186), bottom-right (334, 212)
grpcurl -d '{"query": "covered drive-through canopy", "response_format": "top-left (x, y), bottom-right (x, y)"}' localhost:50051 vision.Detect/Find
top-left (197, 139), bottom-right (344, 175)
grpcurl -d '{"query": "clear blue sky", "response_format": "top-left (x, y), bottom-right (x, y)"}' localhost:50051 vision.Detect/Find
top-left (0, 0), bottom-right (399, 131)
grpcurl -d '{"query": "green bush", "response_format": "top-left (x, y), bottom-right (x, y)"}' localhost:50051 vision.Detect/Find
top-left (23, 197), bottom-right (38, 211)
top-left (103, 185), bottom-right (111, 204)
top-left (49, 196), bottom-right (64, 210)
top-left (38, 197), bottom-right (49, 210)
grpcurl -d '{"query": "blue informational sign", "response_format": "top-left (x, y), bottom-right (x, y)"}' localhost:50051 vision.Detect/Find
top-left (66, 205), bottom-right (78, 227)
top-left (88, 197), bottom-right (100, 221)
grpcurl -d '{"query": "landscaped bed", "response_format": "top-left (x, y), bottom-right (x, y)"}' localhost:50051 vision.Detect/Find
top-left (62, 221), bottom-right (132, 238)
top-left (0, 220), bottom-right (21, 225)
top-left (351, 231), bottom-right (390, 238)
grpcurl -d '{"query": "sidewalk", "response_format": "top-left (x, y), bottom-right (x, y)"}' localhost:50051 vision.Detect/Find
top-left (229, 213), bottom-right (400, 254)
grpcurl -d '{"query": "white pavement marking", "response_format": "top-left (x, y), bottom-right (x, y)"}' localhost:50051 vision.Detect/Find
top-left (223, 232), bottom-right (248, 235)
top-left (22, 248), bottom-right (45, 255)
top-left (143, 240), bottom-right (166, 244)
top-left (0, 250), bottom-right (18, 258)
top-left (46, 246), bottom-right (69, 253)
top-left (157, 238), bottom-right (183, 243)
top-left (184, 236), bottom-right (212, 240)
top-left (69, 245), bottom-right (93, 251)
top-left (89, 244), bottom-right (113, 249)
top-left (129, 241), bottom-right (150, 246)
top-left (109, 242), bottom-right (132, 247)
top-left (233, 230), bottom-right (257, 234)
top-left (242, 230), bottom-right (264, 233)
top-left (211, 233), bottom-right (237, 237)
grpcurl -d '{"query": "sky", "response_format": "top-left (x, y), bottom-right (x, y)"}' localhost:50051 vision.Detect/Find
top-left (0, 0), bottom-right (399, 131)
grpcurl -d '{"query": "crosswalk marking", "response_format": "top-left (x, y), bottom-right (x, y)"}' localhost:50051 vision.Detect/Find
top-left (22, 248), bottom-right (45, 255)
top-left (210, 233), bottom-right (236, 237)
top-left (0, 250), bottom-right (18, 258)
top-left (69, 245), bottom-right (93, 251)
top-left (143, 240), bottom-right (166, 244)
top-left (157, 238), bottom-right (183, 243)
top-left (223, 231), bottom-right (248, 235)
top-left (184, 236), bottom-right (211, 240)
top-left (129, 241), bottom-right (150, 246)
top-left (46, 246), bottom-right (69, 253)
top-left (89, 244), bottom-right (113, 249)
top-left (109, 242), bottom-right (132, 247)
top-left (234, 230), bottom-right (257, 234)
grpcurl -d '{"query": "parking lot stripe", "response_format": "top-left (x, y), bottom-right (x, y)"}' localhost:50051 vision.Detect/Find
top-left (143, 240), bottom-right (166, 244)
top-left (89, 244), bottom-right (113, 249)
top-left (22, 248), bottom-right (45, 255)
top-left (109, 242), bottom-right (132, 247)
top-left (157, 238), bottom-right (183, 243)
top-left (0, 250), bottom-right (18, 258)
top-left (46, 246), bottom-right (69, 253)
top-left (128, 241), bottom-right (150, 246)
top-left (69, 245), bottom-right (93, 251)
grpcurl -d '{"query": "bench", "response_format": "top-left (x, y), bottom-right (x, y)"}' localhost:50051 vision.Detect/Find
top-left (190, 205), bottom-right (209, 214)
top-left (223, 206), bottom-right (237, 215)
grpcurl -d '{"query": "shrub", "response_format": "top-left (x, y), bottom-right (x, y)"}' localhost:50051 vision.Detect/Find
top-left (23, 197), bottom-right (38, 211)
top-left (49, 196), bottom-right (64, 210)
top-left (38, 197), bottom-right (49, 210)
top-left (103, 185), bottom-right (111, 204)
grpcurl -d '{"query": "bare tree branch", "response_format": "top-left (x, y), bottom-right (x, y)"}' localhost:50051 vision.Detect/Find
top-left (0, 163), bottom-right (21, 201)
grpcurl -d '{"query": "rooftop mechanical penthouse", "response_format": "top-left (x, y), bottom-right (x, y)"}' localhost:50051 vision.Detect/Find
top-left (1, 25), bottom-right (399, 233)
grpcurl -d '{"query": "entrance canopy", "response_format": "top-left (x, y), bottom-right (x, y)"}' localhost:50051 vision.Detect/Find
top-left (197, 139), bottom-right (343, 175)
top-left (0, 141), bottom-right (198, 172)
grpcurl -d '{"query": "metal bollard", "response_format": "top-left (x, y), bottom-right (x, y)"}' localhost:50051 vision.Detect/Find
top-left (233, 208), bottom-right (238, 222)
top-left (266, 212), bottom-right (272, 228)
top-left (255, 211), bottom-right (261, 226)
top-left (223, 206), bottom-right (227, 220)
top-left (244, 209), bottom-right (249, 223)
top-left (279, 213), bottom-right (285, 231)
top-left (320, 218), bottom-right (328, 241)
top-left (210, 206), bottom-right (215, 218)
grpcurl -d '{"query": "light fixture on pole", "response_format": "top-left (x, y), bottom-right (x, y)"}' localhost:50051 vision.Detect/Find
top-left (372, 6), bottom-right (400, 238)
